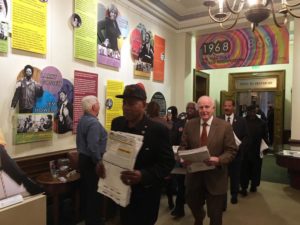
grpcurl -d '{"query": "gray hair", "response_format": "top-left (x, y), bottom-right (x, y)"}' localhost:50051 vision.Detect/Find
top-left (197, 96), bottom-right (215, 108)
top-left (81, 95), bottom-right (99, 113)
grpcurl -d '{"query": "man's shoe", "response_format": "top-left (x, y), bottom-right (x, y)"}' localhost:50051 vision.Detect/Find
top-left (239, 189), bottom-right (248, 197)
top-left (250, 186), bottom-right (257, 192)
top-left (231, 196), bottom-right (238, 204)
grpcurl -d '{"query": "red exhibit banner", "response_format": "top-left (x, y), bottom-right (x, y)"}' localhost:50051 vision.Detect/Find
top-left (73, 70), bottom-right (98, 133)
top-left (153, 35), bottom-right (165, 82)
top-left (196, 25), bottom-right (289, 70)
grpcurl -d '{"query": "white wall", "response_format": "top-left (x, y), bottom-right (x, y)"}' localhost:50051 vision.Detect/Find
top-left (0, 0), bottom-right (178, 158)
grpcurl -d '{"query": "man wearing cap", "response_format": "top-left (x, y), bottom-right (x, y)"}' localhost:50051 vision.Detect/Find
top-left (109, 83), bottom-right (175, 225)
top-left (180, 96), bottom-right (237, 225)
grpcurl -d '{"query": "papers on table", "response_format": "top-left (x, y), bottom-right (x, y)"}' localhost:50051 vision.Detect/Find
top-left (178, 146), bottom-right (215, 173)
top-left (97, 131), bottom-right (143, 207)
top-left (282, 150), bottom-right (300, 158)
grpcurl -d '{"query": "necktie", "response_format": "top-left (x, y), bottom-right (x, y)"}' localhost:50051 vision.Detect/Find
top-left (227, 116), bottom-right (231, 124)
top-left (200, 123), bottom-right (208, 147)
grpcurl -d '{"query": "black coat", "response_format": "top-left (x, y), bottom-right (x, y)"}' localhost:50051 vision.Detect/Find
top-left (220, 114), bottom-right (248, 159)
top-left (111, 115), bottom-right (175, 187)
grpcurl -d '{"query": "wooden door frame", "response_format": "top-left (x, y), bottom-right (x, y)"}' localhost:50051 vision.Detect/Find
top-left (228, 70), bottom-right (285, 148)
top-left (193, 69), bottom-right (210, 102)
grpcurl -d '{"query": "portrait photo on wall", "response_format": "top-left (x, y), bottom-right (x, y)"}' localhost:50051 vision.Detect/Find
top-left (14, 113), bottom-right (53, 144)
top-left (71, 13), bottom-right (82, 28)
top-left (11, 65), bottom-right (44, 114)
top-left (131, 23), bottom-right (154, 78)
top-left (54, 79), bottom-right (74, 134)
top-left (97, 3), bottom-right (129, 68)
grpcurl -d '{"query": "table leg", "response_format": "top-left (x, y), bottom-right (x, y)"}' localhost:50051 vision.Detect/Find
top-left (53, 195), bottom-right (60, 225)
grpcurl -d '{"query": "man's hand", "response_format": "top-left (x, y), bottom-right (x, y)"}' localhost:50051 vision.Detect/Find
top-left (204, 156), bottom-right (220, 166)
top-left (96, 161), bottom-right (106, 178)
top-left (120, 170), bottom-right (142, 186)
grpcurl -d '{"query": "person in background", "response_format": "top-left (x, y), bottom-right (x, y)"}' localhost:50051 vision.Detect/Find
top-left (76, 96), bottom-right (107, 225)
top-left (165, 105), bottom-right (179, 210)
top-left (0, 131), bottom-right (43, 199)
top-left (179, 96), bottom-right (237, 225)
top-left (240, 105), bottom-right (268, 196)
top-left (267, 102), bottom-right (274, 145)
top-left (146, 101), bottom-right (171, 130)
top-left (220, 99), bottom-right (248, 206)
top-left (11, 65), bottom-right (43, 113)
top-left (170, 102), bottom-right (198, 218)
top-left (100, 83), bottom-right (174, 225)
top-left (255, 104), bottom-right (267, 121)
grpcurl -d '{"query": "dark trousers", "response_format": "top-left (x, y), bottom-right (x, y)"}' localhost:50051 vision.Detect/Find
top-left (228, 156), bottom-right (242, 197)
top-left (186, 174), bottom-right (225, 225)
top-left (240, 156), bottom-right (263, 189)
top-left (174, 174), bottom-right (185, 210)
top-left (120, 185), bottom-right (161, 225)
top-left (79, 154), bottom-right (104, 225)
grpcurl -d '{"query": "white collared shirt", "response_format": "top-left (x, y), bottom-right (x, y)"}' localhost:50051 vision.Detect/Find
top-left (226, 113), bottom-right (234, 125)
top-left (200, 116), bottom-right (213, 136)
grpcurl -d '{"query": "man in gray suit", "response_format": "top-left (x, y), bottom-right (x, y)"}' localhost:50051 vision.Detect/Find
top-left (180, 96), bottom-right (237, 225)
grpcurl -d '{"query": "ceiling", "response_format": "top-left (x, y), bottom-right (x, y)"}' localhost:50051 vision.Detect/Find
top-left (126, 0), bottom-right (299, 33)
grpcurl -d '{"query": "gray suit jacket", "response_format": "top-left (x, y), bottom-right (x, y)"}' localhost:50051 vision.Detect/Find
top-left (180, 116), bottom-right (237, 195)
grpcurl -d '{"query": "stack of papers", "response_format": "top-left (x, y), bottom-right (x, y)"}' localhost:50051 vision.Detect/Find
top-left (178, 146), bottom-right (215, 173)
top-left (98, 131), bottom-right (143, 207)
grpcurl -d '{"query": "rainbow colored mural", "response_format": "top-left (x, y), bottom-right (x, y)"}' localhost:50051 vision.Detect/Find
top-left (196, 25), bottom-right (289, 70)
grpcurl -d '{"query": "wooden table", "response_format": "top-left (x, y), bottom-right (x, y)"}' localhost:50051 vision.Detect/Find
top-left (36, 172), bottom-right (80, 225)
top-left (276, 151), bottom-right (300, 189)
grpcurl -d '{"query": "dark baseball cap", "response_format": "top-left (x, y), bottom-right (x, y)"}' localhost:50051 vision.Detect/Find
top-left (116, 83), bottom-right (147, 100)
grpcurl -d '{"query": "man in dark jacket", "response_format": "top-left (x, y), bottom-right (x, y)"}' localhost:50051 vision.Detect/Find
top-left (110, 83), bottom-right (175, 225)
top-left (220, 99), bottom-right (248, 205)
top-left (240, 105), bottom-right (268, 195)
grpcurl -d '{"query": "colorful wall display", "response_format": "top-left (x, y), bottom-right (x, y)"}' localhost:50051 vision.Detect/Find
top-left (153, 35), bottom-right (165, 82)
top-left (12, 0), bottom-right (47, 54)
top-left (14, 113), bottom-right (53, 144)
top-left (131, 23), bottom-right (154, 78)
top-left (105, 80), bottom-right (124, 130)
top-left (74, 0), bottom-right (97, 62)
top-left (196, 25), bottom-right (289, 70)
top-left (97, 3), bottom-right (129, 68)
top-left (12, 65), bottom-right (74, 136)
top-left (73, 70), bottom-right (98, 133)
top-left (150, 92), bottom-right (166, 117)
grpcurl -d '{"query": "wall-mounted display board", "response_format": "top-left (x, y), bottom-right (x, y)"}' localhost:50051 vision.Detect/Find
top-left (150, 92), bottom-right (166, 117)
top-left (74, 0), bottom-right (97, 62)
top-left (105, 80), bottom-right (124, 130)
top-left (97, 3), bottom-right (129, 68)
top-left (12, 0), bottom-right (47, 54)
top-left (153, 35), bottom-right (165, 82)
top-left (73, 70), bottom-right (98, 133)
top-left (196, 24), bottom-right (289, 70)
top-left (13, 113), bottom-right (53, 144)
top-left (131, 23), bottom-right (153, 78)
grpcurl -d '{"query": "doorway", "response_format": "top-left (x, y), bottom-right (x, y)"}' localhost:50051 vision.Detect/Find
top-left (220, 70), bottom-right (285, 149)
top-left (193, 69), bottom-right (209, 102)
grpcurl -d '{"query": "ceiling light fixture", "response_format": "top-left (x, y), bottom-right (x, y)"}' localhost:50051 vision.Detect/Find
top-left (203, 0), bottom-right (300, 31)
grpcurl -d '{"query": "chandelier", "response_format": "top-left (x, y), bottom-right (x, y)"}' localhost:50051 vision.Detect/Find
top-left (203, 0), bottom-right (300, 30)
